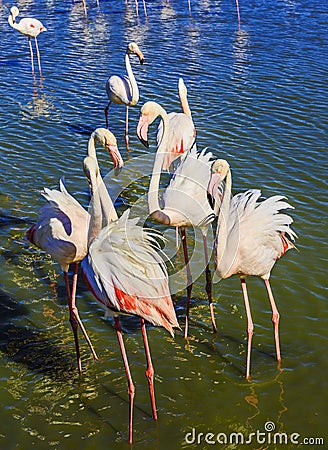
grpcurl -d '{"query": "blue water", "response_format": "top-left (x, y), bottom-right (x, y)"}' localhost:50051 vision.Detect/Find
top-left (0, 0), bottom-right (327, 448)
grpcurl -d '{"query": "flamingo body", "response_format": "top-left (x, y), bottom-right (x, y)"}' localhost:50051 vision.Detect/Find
top-left (82, 210), bottom-right (178, 335)
top-left (211, 160), bottom-right (297, 378)
top-left (8, 6), bottom-right (46, 37)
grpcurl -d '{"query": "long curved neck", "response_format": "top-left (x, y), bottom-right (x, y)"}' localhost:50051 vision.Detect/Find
top-left (8, 13), bottom-right (19, 30)
top-left (148, 111), bottom-right (170, 214)
top-left (125, 53), bottom-right (139, 105)
top-left (87, 135), bottom-right (118, 224)
top-left (215, 170), bottom-right (232, 267)
top-left (88, 169), bottom-right (117, 245)
top-left (179, 85), bottom-right (192, 118)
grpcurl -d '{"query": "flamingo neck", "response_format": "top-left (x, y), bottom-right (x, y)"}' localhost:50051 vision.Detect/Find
top-left (87, 135), bottom-right (118, 225)
top-left (88, 169), bottom-right (103, 245)
top-left (179, 85), bottom-right (192, 118)
top-left (8, 13), bottom-right (19, 30)
top-left (215, 170), bottom-right (232, 269)
top-left (148, 110), bottom-right (170, 215)
top-left (125, 54), bottom-right (139, 106)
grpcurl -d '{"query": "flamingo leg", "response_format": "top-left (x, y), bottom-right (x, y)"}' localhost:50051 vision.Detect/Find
top-left (264, 279), bottom-right (281, 362)
top-left (142, 0), bottom-right (147, 17)
top-left (140, 318), bottom-right (157, 420)
top-left (104, 101), bottom-right (111, 129)
top-left (125, 106), bottom-right (130, 150)
top-left (64, 270), bottom-right (82, 374)
top-left (202, 233), bottom-right (217, 333)
top-left (188, 0), bottom-right (191, 15)
top-left (28, 37), bottom-right (34, 75)
top-left (34, 37), bottom-right (42, 77)
top-left (70, 263), bottom-right (99, 362)
top-left (235, 0), bottom-right (241, 32)
top-left (181, 228), bottom-right (193, 338)
top-left (135, 0), bottom-right (139, 16)
top-left (114, 317), bottom-right (135, 444)
top-left (240, 277), bottom-right (254, 380)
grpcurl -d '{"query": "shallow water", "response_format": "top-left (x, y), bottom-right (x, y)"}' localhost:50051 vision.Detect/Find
top-left (0, 0), bottom-right (327, 448)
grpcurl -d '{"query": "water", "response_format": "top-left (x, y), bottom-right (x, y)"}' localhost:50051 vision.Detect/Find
top-left (0, 0), bottom-right (327, 448)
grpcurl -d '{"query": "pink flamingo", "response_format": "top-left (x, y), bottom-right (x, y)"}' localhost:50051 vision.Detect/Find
top-left (8, 6), bottom-right (47, 76)
top-left (138, 78), bottom-right (196, 171)
top-left (209, 159), bottom-right (297, 379)
top-left (105, 42), bottom-right (144, 150)
top-left (137, 101), bottom-right (219, 338)
top-left (27, 128), bottom-right (123, 373)
top-left (81, 155), bottom-right (179, 444)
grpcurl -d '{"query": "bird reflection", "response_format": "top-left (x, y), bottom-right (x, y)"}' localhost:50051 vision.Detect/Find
top-left (232, 30), bottom-right (251, 84)
top-left (21, 77), bottom-right (55, 119)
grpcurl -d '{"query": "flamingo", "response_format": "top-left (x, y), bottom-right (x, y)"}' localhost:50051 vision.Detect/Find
top-left (8, 6), bottom-right (47, 76)
top-left (137, 101), bottom-right (219, 338)
top-left (26, 128), bottom-right (123, 374)
top-left (81, 155), bottom-right (179, 444)
top-left (209, 159), bottom-right (297, 379)
top-left (105, 42), bottom-right (144, 150)
top-left (138, 78), bottom-right (196, 171)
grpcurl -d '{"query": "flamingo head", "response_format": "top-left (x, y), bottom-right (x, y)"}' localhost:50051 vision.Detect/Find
top-left (10, 6), bottom-right (19, 20)
top-left (92, 128), bottom-right (124, 175)
top-left (208, 159), bottom-right (230, 200)
top-left (137, 101), bottom-right (166, 148)
top-left (127, 42), bottom-right (144, 65)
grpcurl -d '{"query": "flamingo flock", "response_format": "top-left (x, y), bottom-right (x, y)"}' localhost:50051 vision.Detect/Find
top-left (7, 0), bottom-right (298, 445)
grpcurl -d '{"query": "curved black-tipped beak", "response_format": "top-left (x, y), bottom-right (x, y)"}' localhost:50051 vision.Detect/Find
top-left (139, 137), bottom-right (149, 148)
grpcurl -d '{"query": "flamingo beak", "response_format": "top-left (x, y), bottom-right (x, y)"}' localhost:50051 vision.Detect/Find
top-left (136, 49), bottom-right (144, 65)
top-left (107, 143), bottom-right (124, 176)
top-left (136, 115), bottom-right (149, 148)
top-left (207, 172), bottom-right (224, 200)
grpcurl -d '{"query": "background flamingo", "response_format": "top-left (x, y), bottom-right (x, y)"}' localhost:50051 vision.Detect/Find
top-left (138, 78), bottom-right (196, 171)
top-left (8, 6), bottom-right (47, 76)
top-left (105, 42), bottom-right (144, 150)
top-left (137, 101), bottom-right (220, 337)
top-left (26, 128), bottom-right (122, 373)
top-left (209, 159), bottom-right (297, 379)
top-left (81, 155), bottom-right (179, 444)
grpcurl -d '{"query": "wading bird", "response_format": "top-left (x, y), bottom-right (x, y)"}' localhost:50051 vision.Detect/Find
top-left (105, 42), bottom-right (144, 150)
top-left (8, 6), bottom-right (47, 76)
top-left (138, 78), bottom-right (196, 171)
top-left (137, 101), bottom-right (219, 337)
top-left (209, 159), bottom-right (297, 379)
top-left (26, 128), bottom-right (123, 373)
top-left (81, 155), bottom-right (179, 444)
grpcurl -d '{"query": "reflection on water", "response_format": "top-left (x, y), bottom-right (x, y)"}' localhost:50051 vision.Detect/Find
top-left (20, 78), bottom-right (56, 119)
top-left (232, 29), bottom-right (251, 84)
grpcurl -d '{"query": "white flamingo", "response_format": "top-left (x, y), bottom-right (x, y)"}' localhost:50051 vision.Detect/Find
top-left (8, 6), bottom-right (47, 76)
top-left (138, 78), bottom-right (196, 171)
top-left (105, 42), bottom-right (144, 149)
top-left (209, 159), bottom-right (297, 379)
top-left (137, 101), bottom-right (220, 337)
top-left (27, 128), bottom-right (123, 373)
top-left (81, 155), bottom-right (178, 444)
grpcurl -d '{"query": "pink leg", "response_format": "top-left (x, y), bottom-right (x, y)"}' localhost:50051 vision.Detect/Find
top-left (240, 277), bottom-right (254, 380)
top-left (202, 234), bottom-right (217, 333)
top-left (114, 317), bottom-right (135, 444)
top-left (264, 279), bottom-right (281, 362)
top-left (235, 0), bottom-right (241, 31)
top-left (28, 37), bottom-right (34, 75)
top-left (140, 318), bottom-right (157, 420)
top-left (181, 228), bottom-right (193, 339)
top-left (142, 0), bottom-right (147, 17)
top-left (188, 0), bottom-right (191, 15)
top-left (34, 37), bottom-right (42, 77)
top-left (64, 270), bottom-right (82, 374)
top-left (70, 263), bottom-right (99, 362)
top-left (125, 106), bottom-right (130, 150)
top-left (135, 0), bottom-right (139, 15)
